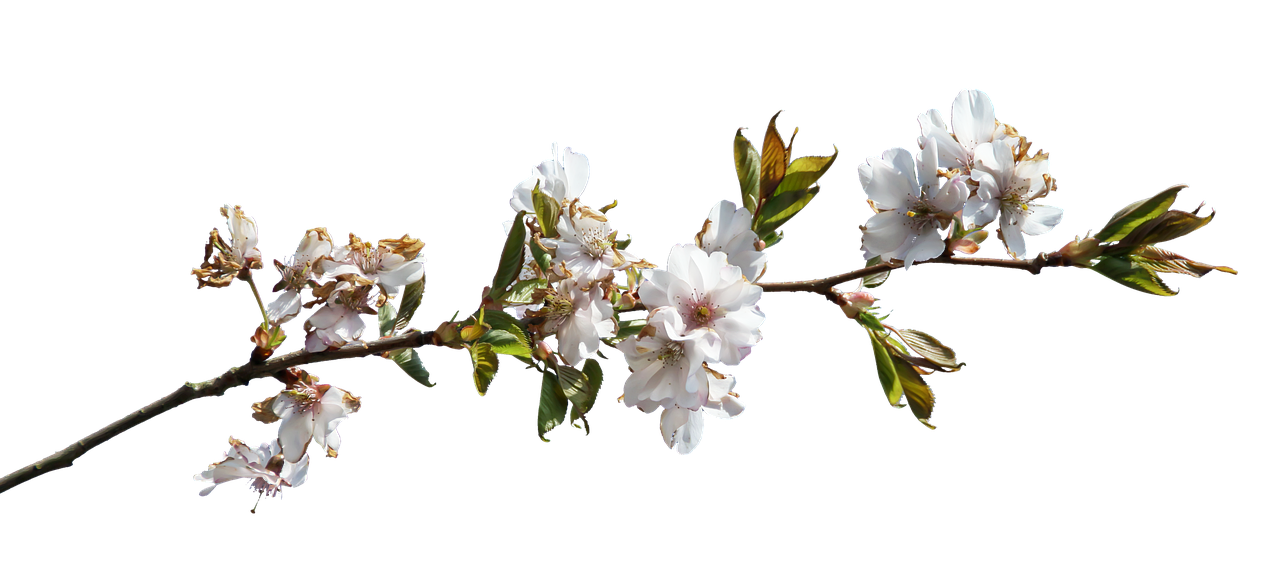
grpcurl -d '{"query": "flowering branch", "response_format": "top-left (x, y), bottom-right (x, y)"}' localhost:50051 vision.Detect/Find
top-left (0, 329), bottom-right (439, 495)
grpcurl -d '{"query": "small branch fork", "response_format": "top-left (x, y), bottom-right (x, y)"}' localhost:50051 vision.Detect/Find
top-left (0, 330), bottom-right (439, 495)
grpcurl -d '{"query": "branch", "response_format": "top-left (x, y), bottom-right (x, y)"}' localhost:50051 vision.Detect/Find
top-left (0, 329), bottom-right (440, 495)
top-left (757, 252), bottom-right (1070, 302)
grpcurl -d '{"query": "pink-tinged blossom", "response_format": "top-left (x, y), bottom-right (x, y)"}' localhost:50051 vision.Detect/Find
top-left (534, 279), bottom-right (615, 366)
top-left (269, 372), bottom-right (361, 463)
top-left (618, 307), bottom-right (715, 411)
top-left (546, 203), bottom-right (637, 284)
top-left (698, 200), bottom-right (766, 282)
top-left (858, 138), bottom-right (967, 269)
top-left (194, 437), bottom-right (309, 497)
top-left (509, 145), bottom-right (590, 214)
top-left (317, 234), bottom-right (424, 298)
top-left (303, 279), bottom-right (374, 352)
top-left (268, 228), bottom-right (332, 325)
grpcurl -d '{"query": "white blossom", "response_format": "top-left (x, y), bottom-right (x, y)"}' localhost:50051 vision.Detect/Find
top-left (267, 228), bottom-right (332, 324)
top-left (917, 89), bottom-right (1009, 171)
top-left (548, 204), bottom-right (633, 283)
top-left (618, 307), bottom-right (715, 411)
top-left (271, 373), bottom-right (361, 463)
top-left (509, 145), bottom-right (590, 214)
top-left (303, 279), bottom-right (374, 352)
top-left (638, 244), bottom-right (764, 365)
top-left (194, 437), bottom-right (309, 497)
top-left (967, 139), bottom-right (1062, 258)
top-left (660, 371), bottom-right (744, 454)
top-left (698, 200), bottom-right (766, 282)
top-left (858, 138), bottom-right (967, 269)
top-left (222, 204), bottom-right (262, 269)
top-left (535, 279), bottom-right (614, 366)
top-left (317, 234), bottom-right (424, 298)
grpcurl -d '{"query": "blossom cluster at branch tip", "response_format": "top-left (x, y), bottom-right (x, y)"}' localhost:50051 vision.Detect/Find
top-left (859, 90), bottom-right (1061, 264)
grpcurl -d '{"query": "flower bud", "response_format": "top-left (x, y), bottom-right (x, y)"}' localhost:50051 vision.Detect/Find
top-left (838, 291), bottom-right (877, 318)
top-left (614, 291), bottom-right (637, 311)
top-left (532, 341), bottom-right (553, 362)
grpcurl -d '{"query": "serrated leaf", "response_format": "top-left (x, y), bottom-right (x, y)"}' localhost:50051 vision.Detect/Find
top-left (557, 364), bottom-right (598, 423)
top-left (900, 329), bottom-right (960, 369)
top-left (479, 309), bottom-right (531, 357)
top-left (1096, 186), bottom-right (1182, 242)
top-left (529, 239), bottom-right (552, 273)
top-left (469, 342), bottom-right (499, 395)
top-left (1119, 207), bottom-right (1215, 247)
top-left (579, 359), bottom-right (603, 419)
top-left (863, 256), bottom-right (890, 288)
top-left (500, 278), bottom-right (546, 305)
top-left (378, 303), bottom-right (397, 337)
top-left (734, 129), bottom-right (762, 214)
top-left (389, 348), bottom-right (436, 387)
top-left (868, 329), bottom-right (904, 408)
top-left (893, 357), bottom-right (936, 429)
top-left (1091, 256), bottom-right (1177, 296)
top-left (393, 277), bottom-right (424, 331)
top-left (773, 150), bottom-right (837, 202)
top-left (1130, 246), bottom-right (1237, 278)
top-left (490, 211), bottom-right (527, 300)
top-left (758, 112), bottom-right (787, 205)
top-left (532, 184), bottom-right (560, 238)
top-left (754, 185), bottom-right (819, 239)
top-left (538, 370), bottom-right (568, 442)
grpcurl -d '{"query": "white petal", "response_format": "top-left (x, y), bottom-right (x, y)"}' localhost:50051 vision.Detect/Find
top-left (951, 90), bottom-right (996, 152)
top-left (861, 211), bottom-right (911, 256)
top-left (1021, 204), bottom-right (1063, 236)
top-left (1000, 212), bottom-right (1027, 258)
top-left (277, 414), bottom-right (313, 463)
top-left (562, 147), bottom-right (590, 200)
top-left (902, 228), bottom-right (945, 270)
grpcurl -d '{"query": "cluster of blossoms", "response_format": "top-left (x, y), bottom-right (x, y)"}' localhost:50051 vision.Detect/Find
top-left (190, 206), bottom-right (412, 504)
top-left (859, 90), bottom-right (1061, 266)
top-left (501, 147), bottom-right (766, 453)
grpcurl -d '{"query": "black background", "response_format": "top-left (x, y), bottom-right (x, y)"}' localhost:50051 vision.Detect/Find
top-left (2, 60), bottom-right (1239, 529)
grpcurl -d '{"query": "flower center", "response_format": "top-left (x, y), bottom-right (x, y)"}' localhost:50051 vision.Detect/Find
top-left (547, 294), bottom-right (574, 318)
top-left (282, 387), bottom-right (320, 414)
top-left (657, 342), bottom-right (685, 367)
top-left (904, 197), bottom-right (940, 230)
top-left (579, 224), bottom-right (612, 259)
top-left (678, 292), bottom-right (718, 328)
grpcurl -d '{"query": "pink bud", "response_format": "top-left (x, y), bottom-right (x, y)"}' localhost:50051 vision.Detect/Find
top-left (532, 341), bottom-right (553, 362)
top-left (838, 291), bottom-right (877, 318)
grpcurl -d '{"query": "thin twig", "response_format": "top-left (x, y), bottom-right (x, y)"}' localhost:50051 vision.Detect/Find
top-left (0, 329), bottom-right (440, 495)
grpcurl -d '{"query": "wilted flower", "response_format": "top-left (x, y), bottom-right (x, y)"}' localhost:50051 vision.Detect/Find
top-left (317, 234), bottom-right (424, 298)
top-left (967, 138), bottom-right (1061, 258)
top-left (194, 437), bottom-right (309, 497)
top-left (530, 279), bottom-right (614, 366)
top-left (858, 139), bottom-right (968, 269)
top-left (303, 277), bottom-right (377, 352)
top-left (917, 90), bottom-right (1011, 171)
top-left (267, 228), bottom-right (333, 324)
top-left (272, 381), bottom-right (363, 463)
top-left (191, 205), bottom-right (263, 288)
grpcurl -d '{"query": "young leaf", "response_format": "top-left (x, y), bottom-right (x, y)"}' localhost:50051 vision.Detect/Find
top-left (1130, 246), bottom-right (1237, 278)
top-left (479, 309), bottom-right (531, 357)
top-left (754, 185), bottom-right (819, 239)
top-left (758, 112), bottom-right (788, 206)
top-left (1118, 207), bottom-right (1215, 247)
top-left (538, 370), bottom-right (568, 442)
top-left (532, 183), bottom-right (560, 238)
top-left (774, 151), bottom-right (837, 201)
top-left (899, 329), bottom-right (960, 369)
top-left (1091, 256), bottom-right (1177, 296)
top-left (489, 211), bottom-right (528, 299)
top-left (862, 256), bottom-right (890, 288)
top-left (557, 365), bottom-right (592, 414)
top-left (389, 348), bottom-right (436, 387)
top-left (393, 277), bottom-right (424, 331)
top-left (1095, 186), bottom-right (1182, 242)
top-left (734, 128), bottom-right (762, 214)
top-left (378, 302), bottom-right (397, 337)
top-left (500, 278), bottom-right (546, 305)
top-left (529, 239), bottom-right (552, 274)
top-left (867, 329), bottom-right (904, 408)
top-left (469, 342), bottom-right (499, 395)
top-left (892, 357), bottom-right (936, 429)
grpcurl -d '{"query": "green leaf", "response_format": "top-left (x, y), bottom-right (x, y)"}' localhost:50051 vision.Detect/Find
top-left (758, 112), bottom-right (788, 205)
top-left (478, 309), bottom-right (531, 357)
top-left (378, 302), bottom-right (397, 337)
top-left (529, 239), bottom-right (552, 274)
top-left (557, 363), bottom-right (598, 418)
top-left (857, 310), bottom-right (886, 334)
top-left (862, 256), bottom-right (890, 288)
top-left (899, 329), bottom-right (960, 369)
top-left (867, 329), bottom-right (904, 408)
top-left (892, 357), bottom-right (936, 429)
top-left (1096, 186), bottom-right (1182, 242)
top-left (469, 342), bottom-right (499, 395)
top-left (532, 183), bottom-right (560, 238)
top-left (734, 128), bottom-right (762, 214)
top-left (1091, 256), bottom-right (1177, 296)
top-left (499, 278), bottom-right (546, 305)
top-left (754, 185), bottom-right (819, 239)
top-left (1118, 207), bottom-right (1216, 247)
top-left (615, 236), bottom-right (632, 251)
top-left (489, 211), bottom-right (527, 299)
top-left (537, 370), bottom-right (568, 442)
top-left (393, 277), bottom-right (424, 331)
top-left (773, 150), bottom-right (837, 202)
top-left (615, 318), bottom-right (648, 340)
top-left (570, 360), bottom-right (604, 433)
top-left (389, 348), bottom-right (436, 387)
